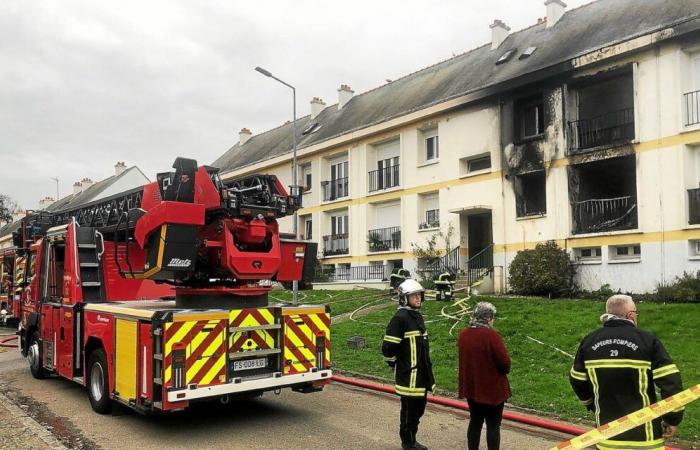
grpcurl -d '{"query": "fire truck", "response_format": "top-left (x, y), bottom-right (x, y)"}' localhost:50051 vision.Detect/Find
top-left (0, 247), bottom-right (19, 325)
top-left (13, 157), bottom-right (330, 414)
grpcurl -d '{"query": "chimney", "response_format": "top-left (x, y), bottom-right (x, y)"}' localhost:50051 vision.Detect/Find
top-left (490, 20), bottom-right (510, 49)
top-left (38, 197), bottom-right (55, 210)
top-left (545, 0), bottom-right (566, 28)
top-left (310, 97), bottom-right (326, 119)
top-left (73, 182), bottom-right (82, 195)
top-left (114, 161), bottom-right (127, 176)
top-left (239, 128), bottom-right (252, 145)
top-left (337, 84), bottom-right (354, 110)
top-left (81, 177), bottom-right (94, 191)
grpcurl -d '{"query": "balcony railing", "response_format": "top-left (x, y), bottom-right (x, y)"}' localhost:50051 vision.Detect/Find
top-left (419, 209), bottom-right (440, 229)
top-left (314, 264), bottom-right (387, 282)
top-left (571, 196), bottom-right (637, 234)
top-left (568, 108), bottom-right (635, 153)
top-left (321, 177), bottom-right (349, 202)
top-left (684, 90), bottom-right (700, 127)
top-left (368, 165), bottom-right (400, 192)
top-left (322, 233), bottom-right (349, 256)
top-left (689, 188), bottom-right (700, 225)
top-left (367, 226), bottom-right (401, 252)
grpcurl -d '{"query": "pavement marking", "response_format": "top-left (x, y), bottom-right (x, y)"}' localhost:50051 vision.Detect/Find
top-left (0, 391), bottom-right (68, 450)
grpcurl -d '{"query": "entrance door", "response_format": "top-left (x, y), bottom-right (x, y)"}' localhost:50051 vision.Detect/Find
top-left (467, 213), bottom-right (493, 268)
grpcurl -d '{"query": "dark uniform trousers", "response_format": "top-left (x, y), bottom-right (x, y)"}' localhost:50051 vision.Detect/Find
top-left (382, 307), bottom-right (436, 446)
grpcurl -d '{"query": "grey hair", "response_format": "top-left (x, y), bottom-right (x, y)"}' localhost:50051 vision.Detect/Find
top-left (606, 294), bottom-right (634, 316)
top-left (473, 301), bottom-right (497, 322)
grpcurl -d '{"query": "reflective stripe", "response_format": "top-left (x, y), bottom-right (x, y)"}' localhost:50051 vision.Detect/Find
top-left (638, 368), bottom-right (652, 441)
top-left (589, 368), bottom-right (601, 427)
top-left (384, 356), bottom-right (396, 361)
top-left (395, 385), bottom-right (426, 397)
top-left (585, 359), bottom-right (651, 370)
top-left (383, 335), bottom-right (402, 344)
top-left (570, 367), bottom-right (588, 381)
top-left (404, 331), bottom-right (421, 338)
top-left (409, 336), bottom-right (417, 388)
top-left (597, 438), bottom-right (664, 450)
top-left (652, 364), bottom-right (679, 379)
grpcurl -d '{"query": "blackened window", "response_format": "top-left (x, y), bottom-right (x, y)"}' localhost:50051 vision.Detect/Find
top-left (515, 170), bottom-right (547, 217)
top-left (516, 95), bottom-right (545, 141)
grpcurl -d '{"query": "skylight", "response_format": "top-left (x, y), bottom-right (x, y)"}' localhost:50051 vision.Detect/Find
top-left (301, 122), bottom-right (322, 135)
top-left (519, 46), bottom-right (537, 59)
top-left (496, 49), bottom-right (516, 65)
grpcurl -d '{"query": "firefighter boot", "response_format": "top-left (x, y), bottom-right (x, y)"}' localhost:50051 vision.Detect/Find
top-left (412, 431), bottom-right (428, 450)
top-left (400, 429), bottom-right (415, 449)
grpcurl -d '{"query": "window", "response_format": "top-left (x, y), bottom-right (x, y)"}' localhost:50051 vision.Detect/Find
top-left (519, 46), bottom-right (537, 60)
top-left (610, 244), bottom-right (641, 261)
top-left (468, 155), bottom-right (491, 173)
top-left (575, 247), bottom-right (602, 262)
top-left (304, 219), bottom-right (313, 240)
top-left (515, 170), bottom-right (547, 217)
top-left (419, 192), bottom-right (439, 229)
top-left (301, 164), bottom-right (312, 192)
top-left (331, 214), bottom-right (348, 236)
top-left (516, 95), bottom-right (544, 141)
top-left (694, 54), bottom-right (700, 90)
top-left (689, 240), bottom-right (700, 257)
top-left (496, 49), bottom-right (516, 65)
top-left (425, 135), bottom-right (439, 161)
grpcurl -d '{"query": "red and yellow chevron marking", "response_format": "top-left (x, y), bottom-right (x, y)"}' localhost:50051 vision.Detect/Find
top-left (282, 311), bottom-right (331, 375)
top-left (551, 384), bottom-right (700, 450)
top-left (163, 318), bottom-right (228, 388)
top-left (229, 308), bottom-right (276, 354)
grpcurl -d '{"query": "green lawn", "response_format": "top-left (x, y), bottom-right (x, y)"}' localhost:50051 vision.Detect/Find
top-left (328, 294), bottom-right (700, 444)
top-left (270, 289), bottom-right (393, 317)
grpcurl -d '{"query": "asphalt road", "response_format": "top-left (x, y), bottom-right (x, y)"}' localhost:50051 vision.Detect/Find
top-left (0, 335), bottom-right (569, 450)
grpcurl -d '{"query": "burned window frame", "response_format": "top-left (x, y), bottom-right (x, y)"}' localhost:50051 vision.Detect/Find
top-left (515, 94), bottom-right (545, 143)
top-left (514, 170), bottom-right (547, 218)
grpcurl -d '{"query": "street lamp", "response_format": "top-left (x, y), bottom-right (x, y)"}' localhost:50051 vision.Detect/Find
top-left (255, 66), bottom-right (299, 306)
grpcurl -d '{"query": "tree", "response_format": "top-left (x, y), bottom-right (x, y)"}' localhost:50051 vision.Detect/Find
top-left (0, 194), bottom-right (18, 225)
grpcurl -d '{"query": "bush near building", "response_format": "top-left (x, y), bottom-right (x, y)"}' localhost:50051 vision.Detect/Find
top-left (509, 241), bottom-right (575, 297)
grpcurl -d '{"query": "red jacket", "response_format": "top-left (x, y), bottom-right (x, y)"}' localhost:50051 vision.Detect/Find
top-left (457, 326), bottom-right (511, 405)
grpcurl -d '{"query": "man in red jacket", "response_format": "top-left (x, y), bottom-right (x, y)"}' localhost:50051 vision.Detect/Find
top-left (457, 302), bottom-right (511, 450)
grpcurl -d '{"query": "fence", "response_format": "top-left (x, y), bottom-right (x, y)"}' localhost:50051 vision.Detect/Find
top-left (368, 165), bottom-right (400, 192)
top-left (684, 90), bottom-right (700, 127)
top-left (571, 196), bottom-right (637, 234)
top-left (321, 177), bottom-right (349, 202)
top-left (322, 234), bottom-right (349, 256)
top-left (315, 264), bottom-right (387, 282)
top-left (367, 226), bottom-right (401, 252)
top-left (568, 108), bottom-right (635, 152)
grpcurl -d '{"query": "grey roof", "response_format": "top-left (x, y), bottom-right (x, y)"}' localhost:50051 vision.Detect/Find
top-left (213, 0), bottom-right (700, 174)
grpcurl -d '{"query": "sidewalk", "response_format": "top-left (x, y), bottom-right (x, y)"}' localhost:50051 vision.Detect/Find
top-left (0, 391), bottom-right (67, 450)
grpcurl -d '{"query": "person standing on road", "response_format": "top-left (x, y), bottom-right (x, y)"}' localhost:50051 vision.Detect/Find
top-left (382, 279), bottom-right (435, 450)
top-left (570, 294), bottom-right (684, 450)
top-left (457, 301), bottom-right (511, 450)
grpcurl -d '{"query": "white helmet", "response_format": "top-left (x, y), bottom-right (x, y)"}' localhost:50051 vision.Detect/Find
top-left (397, 279), bottom-right (425, 307)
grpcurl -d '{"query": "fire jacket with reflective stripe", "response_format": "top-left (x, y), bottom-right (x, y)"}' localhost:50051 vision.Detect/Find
top-left (382, 307), bottom-right (435, 397)
top-left (570, 319), bottom-right (683, 450)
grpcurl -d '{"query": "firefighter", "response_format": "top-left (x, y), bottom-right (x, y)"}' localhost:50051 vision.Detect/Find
top-left (382, 279), bottom-right (435, 450)
top-left (570, 295), bottom-right (684, 450)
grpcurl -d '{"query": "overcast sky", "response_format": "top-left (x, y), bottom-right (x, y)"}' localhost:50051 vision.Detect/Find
top-left (0, 0), bottom-right (590, 210)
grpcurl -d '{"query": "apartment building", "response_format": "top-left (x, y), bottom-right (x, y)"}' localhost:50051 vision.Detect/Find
top-left (213, 0), bottom-right (700, 293)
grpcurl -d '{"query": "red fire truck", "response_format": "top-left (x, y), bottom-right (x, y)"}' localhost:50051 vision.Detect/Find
top-left (0, 247), bottom-right (18, 325)
top-left (13, 157), bottom-right (330, 414)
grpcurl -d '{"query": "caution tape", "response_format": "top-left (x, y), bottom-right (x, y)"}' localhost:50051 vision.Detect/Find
top-left (551, 384), bottom-right (700, 450)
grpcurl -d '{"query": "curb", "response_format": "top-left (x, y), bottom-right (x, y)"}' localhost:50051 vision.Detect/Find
top-left (0, 391), bottom-right (68, 450)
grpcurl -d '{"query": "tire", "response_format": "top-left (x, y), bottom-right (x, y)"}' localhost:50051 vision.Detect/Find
top-left (27, 331), bottom-right (48, 379)
top-left (87, 349), bottom-right (112, 414)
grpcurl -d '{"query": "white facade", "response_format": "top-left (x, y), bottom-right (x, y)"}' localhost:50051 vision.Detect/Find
top-left (219, 16), bottom-right (700, 293)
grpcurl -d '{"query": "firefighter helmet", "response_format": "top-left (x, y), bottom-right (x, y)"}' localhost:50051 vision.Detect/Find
top-left (397, 279), bottom-right (425, 308)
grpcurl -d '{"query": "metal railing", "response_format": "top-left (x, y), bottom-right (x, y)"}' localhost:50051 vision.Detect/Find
top-left (368, 165), bottom-right (400, 192)
top-left (314, 264), bottom-right (387, 282)
top-left (689, 188), bottom-right (700, 225)
top-left (419, 209), bottom-right (440, 229)
top-left (466, 244), bottom-right (494, 286)
top-left (367, 226), bottom-right (401, 252)
top-left (322, 233), bottom-right (349, 256)
top-left (421, 246), bottom-right (460, 280)
top-left (568, 108), bottom-right (635, 152)
top-left (321, 177), bottom-right (349, 202)
top-left (684, 90), bottom-right (700, 127)
top-left (571, 196), bottom-right (637, 234)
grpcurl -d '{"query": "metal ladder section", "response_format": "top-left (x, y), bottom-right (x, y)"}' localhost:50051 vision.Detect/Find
top-left (75, 227), bottom-right (102, 302)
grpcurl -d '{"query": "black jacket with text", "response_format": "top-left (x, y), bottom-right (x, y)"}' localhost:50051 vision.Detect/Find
top-left (381, 307), bottom-right (435, 397)
top-left (570, 319), bottom-right (684, 450)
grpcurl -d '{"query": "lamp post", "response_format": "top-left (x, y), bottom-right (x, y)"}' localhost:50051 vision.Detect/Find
top-left (255, 66), bottom-right (299, 306)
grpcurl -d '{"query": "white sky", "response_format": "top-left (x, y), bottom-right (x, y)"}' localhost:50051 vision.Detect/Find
top-left (0, 0), bottom-right (590, 209)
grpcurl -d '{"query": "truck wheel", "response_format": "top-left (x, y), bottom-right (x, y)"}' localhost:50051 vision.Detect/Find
top-left (87, 349), bottom-right (112, 414)
top-left (27, 331), bottom-right (48, 379)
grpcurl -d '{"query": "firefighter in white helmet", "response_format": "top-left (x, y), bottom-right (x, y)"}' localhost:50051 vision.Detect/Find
top-left (382, 278), bottom-right (435, 450)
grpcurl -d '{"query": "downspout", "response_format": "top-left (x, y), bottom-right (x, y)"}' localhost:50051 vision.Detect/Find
top-left (499, 101), bottom-right (509, 293)
top-left (652, 50), bottom-right (666, 287)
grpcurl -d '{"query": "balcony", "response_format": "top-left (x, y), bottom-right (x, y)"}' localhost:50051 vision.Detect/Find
top-left (322, 234), bottom-right (349, 256)
top-left (568, 108), bottom-right (635, 153)
top-left (419, 209), bottom-right (440, 229)
top-left (321, 177), bottom-right (349, 202)
top-left (368, 165), bottom-right (400, 192)
top-left (684, 90), bottom-right (700, 127)
top-left (571, 196), bottom-right (637, 235)
top-left (315, 264), bottom-right (387, 282)
top-left (367, 226), bottom-right (401, 252)
top-left (689, 188), bottom-right (700, 225)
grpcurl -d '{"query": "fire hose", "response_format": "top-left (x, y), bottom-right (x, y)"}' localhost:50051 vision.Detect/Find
top-left (331, 375), bottom-right (685, 450)
top-left (0, 334), bottom-right (17, 348)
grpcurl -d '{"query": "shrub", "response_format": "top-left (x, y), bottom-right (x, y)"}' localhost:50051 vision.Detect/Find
top-left (508, 241), bottom-right (575, 297)
top-left (654, 271), bottom-right (700, 303)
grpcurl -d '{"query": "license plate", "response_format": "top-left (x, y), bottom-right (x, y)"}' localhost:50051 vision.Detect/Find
top-left (233, 358), bottom-right (267, 371)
